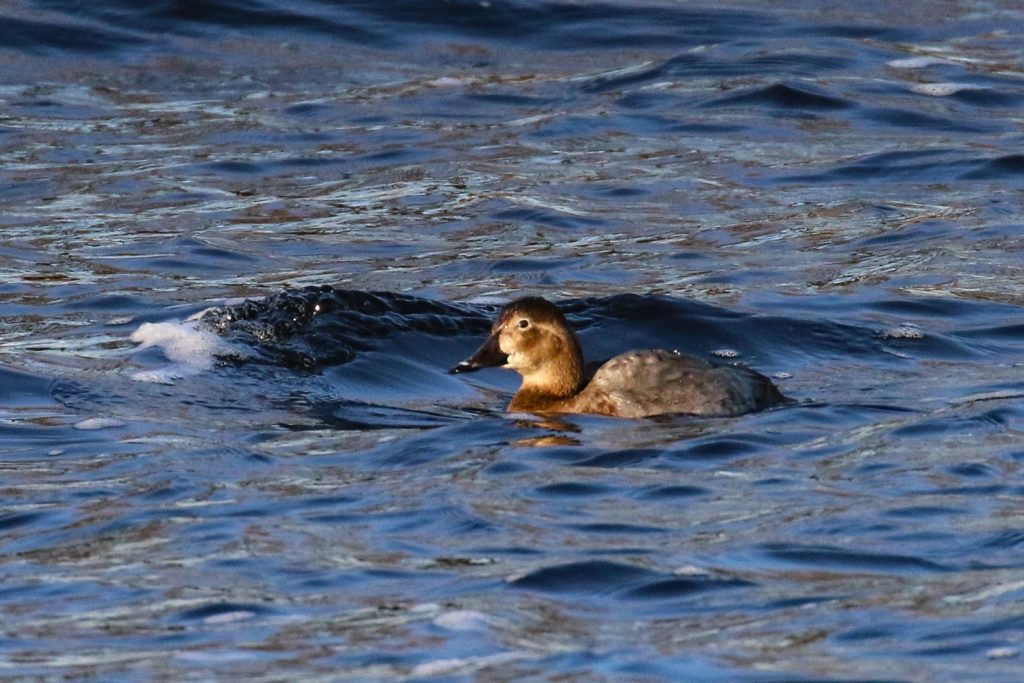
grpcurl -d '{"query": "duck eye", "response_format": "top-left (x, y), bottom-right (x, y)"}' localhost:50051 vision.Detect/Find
top-left (517, 319), bottom-right (530, 329)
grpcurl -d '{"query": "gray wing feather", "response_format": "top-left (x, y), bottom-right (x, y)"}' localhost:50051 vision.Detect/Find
top-left (581, 349), bottom-right (782, 417)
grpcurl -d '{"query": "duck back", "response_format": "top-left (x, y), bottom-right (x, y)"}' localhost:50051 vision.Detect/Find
top-left (570, 349), bottom-right (785, 418)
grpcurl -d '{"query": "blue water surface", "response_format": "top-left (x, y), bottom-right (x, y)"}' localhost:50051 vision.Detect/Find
top-left (1, 1), bottom-right (1024, 680)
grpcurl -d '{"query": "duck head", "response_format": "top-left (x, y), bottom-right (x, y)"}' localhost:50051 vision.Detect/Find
top-left (449, 297), bottom-right (584, 399)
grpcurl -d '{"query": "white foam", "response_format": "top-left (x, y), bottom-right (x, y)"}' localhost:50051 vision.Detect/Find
top-left (910, 82), bottom-right (983, 97)
top-left (411, 652), bottom-right (525, 677)
top-left (887, 56), bottom-right (950, 69)
top-left (411, 658), bottom-right (467, 677)
top-left (129, 320), bottom-right (227, 383)
top-left (73, 417), bottom-right (126, 431)
top-left (428, 76), bottom-right (468, 88)
top-left (203, 610), bottom-right (256, 625)
top-left (433, 609), bottom-right (491, 632)
top-left (672, 565), bottom-right (711, 577)
top-left (882, 323), bottom-right (924, 340)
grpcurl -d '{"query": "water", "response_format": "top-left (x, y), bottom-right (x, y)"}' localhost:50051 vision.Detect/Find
top-left (2, 0), bottom-right (1024, 679)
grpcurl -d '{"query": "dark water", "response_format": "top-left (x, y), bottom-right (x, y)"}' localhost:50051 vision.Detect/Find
top-left (3, 0), bottom-right (1024, 680)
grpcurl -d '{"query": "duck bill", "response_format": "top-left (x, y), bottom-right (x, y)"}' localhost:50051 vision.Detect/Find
top-left (448, 333), bottom-right (508, 374)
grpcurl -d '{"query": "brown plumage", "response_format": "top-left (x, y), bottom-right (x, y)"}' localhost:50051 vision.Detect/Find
top-left (449, 296), bottom-right (789, 418)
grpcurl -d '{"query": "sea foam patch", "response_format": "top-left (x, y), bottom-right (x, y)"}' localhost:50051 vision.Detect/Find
top-left (129, 318), bottom-right (227, 383)
top-left (73, 417), bottom-right (126, 430)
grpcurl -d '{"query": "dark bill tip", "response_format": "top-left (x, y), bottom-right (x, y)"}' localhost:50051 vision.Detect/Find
top-left (448, 361), bottom-right (479, 375)
top-left (449, 333), bottom-right (508, 375)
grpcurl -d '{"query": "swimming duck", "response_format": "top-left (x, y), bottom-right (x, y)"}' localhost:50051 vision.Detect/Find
top-left (449, 296), bottom-right (788, 418)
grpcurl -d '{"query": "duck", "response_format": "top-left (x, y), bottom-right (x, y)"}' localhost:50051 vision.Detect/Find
top-left (449, 296), bottom-right (789, 418)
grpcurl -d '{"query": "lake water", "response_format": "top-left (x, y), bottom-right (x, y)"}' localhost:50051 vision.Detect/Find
top-left (2, 0), bottom-right (1024, 680)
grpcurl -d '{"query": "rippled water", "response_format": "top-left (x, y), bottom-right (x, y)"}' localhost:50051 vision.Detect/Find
top-left (3, 1), bottom-right (1024, 680)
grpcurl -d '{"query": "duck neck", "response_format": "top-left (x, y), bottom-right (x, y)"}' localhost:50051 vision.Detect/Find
top-left (516, 334), bottom-right (584, 403)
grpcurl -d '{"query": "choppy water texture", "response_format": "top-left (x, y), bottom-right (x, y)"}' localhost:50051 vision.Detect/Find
top-left (2, 0), bottom-right (1024, 680)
